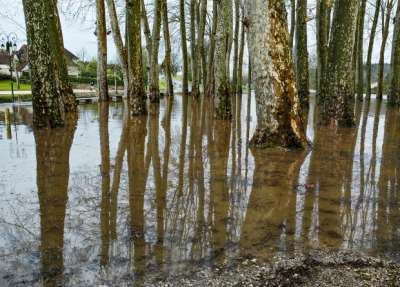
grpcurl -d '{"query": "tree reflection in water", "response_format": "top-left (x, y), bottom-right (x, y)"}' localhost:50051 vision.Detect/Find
top-left (35, 114), bottom-right (77, 286)
top-left (1, 95), bottom-right (400, 285)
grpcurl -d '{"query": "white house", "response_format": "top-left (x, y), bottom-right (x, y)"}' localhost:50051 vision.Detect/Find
top-left (0, 45), bottom-right (80, 78)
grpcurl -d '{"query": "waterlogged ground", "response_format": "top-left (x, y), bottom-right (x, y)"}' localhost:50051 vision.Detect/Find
top-left (0, 95), bottom-right (399, 286)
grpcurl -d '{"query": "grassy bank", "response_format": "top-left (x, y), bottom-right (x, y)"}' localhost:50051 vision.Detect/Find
top-left (0, 80), bottom-right (32, 91)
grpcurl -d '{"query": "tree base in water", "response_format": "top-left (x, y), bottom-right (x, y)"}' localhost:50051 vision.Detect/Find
top-left (249, 128), bottom-right (305, 149)
top-left (149, 89), bottom-right (161, 103)
top-left (214, 82), bottom-right (232, 120)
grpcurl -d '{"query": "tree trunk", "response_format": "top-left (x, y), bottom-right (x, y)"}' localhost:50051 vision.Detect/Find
top-left (289, 0), bottom-right (296, 51)
top-left (179, 0), bottom-right (189, 95)
top-left (295, 0), bottom-right (309, 109)
top-left (161, 0), bottom-right (174, 97)
top-left (22, 0), bottom-right (77, 128)
top-left (356, 0), bottom-right (367, 102)
top-left (366, 0), bottom-right (381, 100)
top-left (232, 0), bottom-right (240, 93)
top-left (106, 0), bottom-right (129, 99)
top-left (198, 0), bottom-right (208, 93)
top-left (351, 15), bottom-right (359, 96)
top-left (190, 0), bottom-right (199, 97)
top-left (316, 0), bottom-right (329, 96)
top-left (246, 0), bottom-right (308, 149)
top-left (149, 0), bottom-right (162, 102)
top-left (214, 0), bottom-right (233, 119)
top-left (141, 0), bottom-right (152, 70)
top-left (96, 0), bottom-right (109, 101)
top-left (320, 0), bottom-right (358, 127)
top-left (389, 1), bottom-right (400, 105)
top-left (206, 0), bottom-right (218, 96)
top-left (237, 4), bottom-right (245, 95)
top-left (377, 1), bottom-right (394, 100)
top-left (126, 0), bottom-right (147, 115)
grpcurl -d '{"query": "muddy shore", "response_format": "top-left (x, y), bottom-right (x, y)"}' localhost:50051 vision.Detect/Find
top-left (151, 250), bottom-right (400, 287)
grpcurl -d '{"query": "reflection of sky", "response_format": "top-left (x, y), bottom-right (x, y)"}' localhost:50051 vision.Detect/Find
top-left (0, 96), bottom-right (399, 285)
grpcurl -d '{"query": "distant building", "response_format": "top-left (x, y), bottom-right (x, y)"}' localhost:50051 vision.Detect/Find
top-left (0, 52), bottom-right (13, 77)
top-left (0, 45), bottom-right (80, 78)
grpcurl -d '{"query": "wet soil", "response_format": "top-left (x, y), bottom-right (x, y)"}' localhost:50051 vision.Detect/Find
top-left (153, 250), bottom-right (400, 286)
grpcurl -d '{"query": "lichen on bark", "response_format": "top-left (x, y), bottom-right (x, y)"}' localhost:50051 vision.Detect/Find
top-left (126, 0), bottom-right (147, 115)
top-left (246, 0), bottom-right (309, 149)
top-left (389, 2), bottom-right (400, 106)
top-left (319, 0), bottom-right (358, 127)
top-left (214, 0), bottom-right (233, 120)
top-left (22, 0), bottom-right (77, 128)
top-left (295, 0), bottom-right (310, 110)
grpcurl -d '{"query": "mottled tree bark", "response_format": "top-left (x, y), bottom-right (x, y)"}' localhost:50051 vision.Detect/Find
top-left (180, 0), bottom-right (189, 94)
top-left (22, 0), bottom-right (77, 128)
top-left (206, 0), bottom-right (218, 96)
top-left (316, 0), bottom-right (329, 96)
top-left (106, 0), bottom-right (129, 98)
top-left (232, 0), bottom-right (240, 93)
top-left (356, 0), bottom-right (367, 102)
top-left (320, 0), bottom-right (358, 127)
top-left (190, 0), bottom-right (199, 97)
top-left (198, 0), bottom-right (208, 92)
top-left (96, 0), bottom-right (109, 101)
top-left (246, 0), bottom-right (308, 148)
top-left (126, 0), bottom-right (147, 115)
top-left (150, 0), bottom-right (162, 102)
top-left (295, 0), bottom-right (310, 109)
top-left (214, 0), bottom-right (233, 119)
top-left (161, 0), bottom-right (174, 97)
top-left (366, 0), bottom-right (381, 100)
top-left (389, 1), bottom-right (400, 105)
top-left (377, 1), bottom-right (394, 100)
top-left (289, 0), bottom-right (296, 50)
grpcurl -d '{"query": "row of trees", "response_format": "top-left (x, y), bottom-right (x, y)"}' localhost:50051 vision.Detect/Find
top-left (21, 0), bottom-right (400, 149)
top-left (312, 0), bottom-right (400, 126)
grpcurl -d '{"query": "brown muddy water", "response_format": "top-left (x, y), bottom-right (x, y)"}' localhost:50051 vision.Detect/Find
top-left (0, 94), bottom-right (399, 286)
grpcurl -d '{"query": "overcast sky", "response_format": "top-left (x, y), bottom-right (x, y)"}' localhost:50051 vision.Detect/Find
top-left (0, 0), bottom-right (394, 64)
top-left (0, 0), bottom-right (119, 61)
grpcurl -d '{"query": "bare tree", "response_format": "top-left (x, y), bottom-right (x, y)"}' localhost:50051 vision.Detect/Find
top-left (96, 0), bottom-right (109, 101)
top-left (377, 0), bottom-right (395, 100)
top-left (161, 0), bottom-right (174, 97)
top-left (366, 0), bottom-right (382, 100)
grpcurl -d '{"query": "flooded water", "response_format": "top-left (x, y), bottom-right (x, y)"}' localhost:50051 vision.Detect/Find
top-left (0, 95), bottom-right (399, 286)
